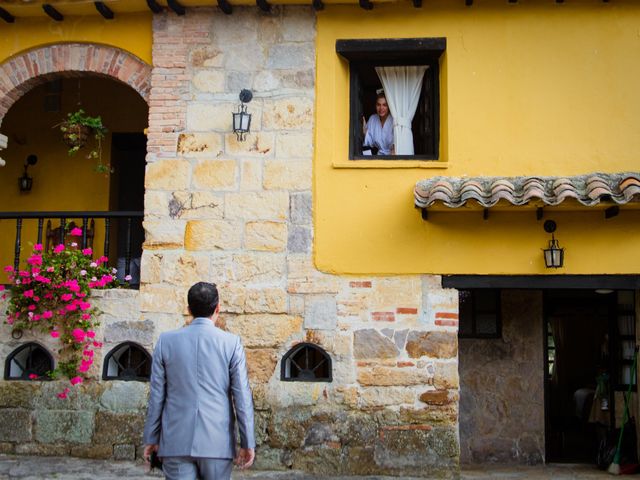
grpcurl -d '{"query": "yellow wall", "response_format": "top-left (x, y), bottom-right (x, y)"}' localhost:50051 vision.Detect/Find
top-left (315, 0), bottom-right (640, 275)
top-left (0, 77), bottom-right (148, 282)
top-left (0, 12), bottom-right (152, 65)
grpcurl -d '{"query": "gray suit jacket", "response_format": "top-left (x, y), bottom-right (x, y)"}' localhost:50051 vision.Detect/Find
top-left (143, 317), bottom-right (255, 458)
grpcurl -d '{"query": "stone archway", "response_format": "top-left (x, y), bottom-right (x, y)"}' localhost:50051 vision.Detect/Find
top-left (0, 43), bottom-right (151, 122)
top-left (0, 43), bottom-right (151, 157)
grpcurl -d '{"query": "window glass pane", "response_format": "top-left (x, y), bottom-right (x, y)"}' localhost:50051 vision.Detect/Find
top-left (618, 290), bottom-right (635, 311)
top-left (458, 290), bottom-right (473, 335)
top-left (474, 290), bottom-right (498, 312)
top-left (476, 314), bottom-right (498, 335)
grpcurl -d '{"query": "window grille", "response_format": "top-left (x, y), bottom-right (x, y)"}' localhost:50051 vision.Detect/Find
top-left (102, 342), bottom-right (151, 381)
top-left (4, 342), bottom-right (53, 380)
top-left (458, 289), bottom-right (502, 339)
top-left (281, 343), bottom-right (332, 382)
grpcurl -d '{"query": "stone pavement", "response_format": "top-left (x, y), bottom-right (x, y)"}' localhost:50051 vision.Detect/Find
top-left (0, 455), bottom-right (630, 479)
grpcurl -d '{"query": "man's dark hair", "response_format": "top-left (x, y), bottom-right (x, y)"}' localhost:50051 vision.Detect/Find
top-left (187, 282), bottom-right (219, 318)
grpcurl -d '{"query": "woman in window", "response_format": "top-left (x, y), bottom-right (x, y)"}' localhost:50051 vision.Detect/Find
top-left (362, 92), bottom-right (394, 155)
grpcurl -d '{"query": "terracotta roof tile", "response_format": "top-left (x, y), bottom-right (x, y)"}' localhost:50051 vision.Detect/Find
top-left (414, 172), bottom-right (640, 209)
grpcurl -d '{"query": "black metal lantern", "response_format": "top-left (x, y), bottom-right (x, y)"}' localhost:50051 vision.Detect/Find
top-left (18, 154), bottom-right (37, 192)
top-left (542, 220), bottom-right (564, 268)
top-left (232, 89), bottom-right (253, 142)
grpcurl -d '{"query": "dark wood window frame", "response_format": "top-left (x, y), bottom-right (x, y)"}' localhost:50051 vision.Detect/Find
top-left (336, 38), bottom-right (445, 161)
top-left (458, 289), bottom-right (502, 339)
top-left (281, 343), bottom-right (332, 382)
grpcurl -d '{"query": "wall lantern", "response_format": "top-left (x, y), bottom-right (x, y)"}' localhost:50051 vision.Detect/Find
top-left (18, 154), bottom-right (38, 192)
top-left (232, 89), bottom-right (253, 142)
top-left (542, 220), bottom-right (564, 268)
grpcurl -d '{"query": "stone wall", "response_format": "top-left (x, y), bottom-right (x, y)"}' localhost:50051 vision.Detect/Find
top-left (459, 290), bottom-right (544, 464)
top-left (0, 290), bottom-right (150, 460)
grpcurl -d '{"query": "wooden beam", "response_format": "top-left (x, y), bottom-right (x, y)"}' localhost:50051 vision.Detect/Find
top-left (359, 0), bottom-right (373, 9)
top-left (256, 0), bottom-right (272, 12)
top-left (312, 0), bottom-right (325, 10)
top-left (218, 0), bottom-right (233, 14)
top-left (146, 0), bottom-right (163, 13)
top-left (167, 0), bottom-right (186, 15)
top-left (443, 274), bottom-right (640, 290)
top-left (0, 6), bottom-right (15, 23)
top-left (94, 2), bottom-right (115, 19)
top-left (536, 207), bottom-right (543, 220)
top-left (421, 208), bottom-right (428, 221)
top-left (42, 4), bottom-right (64, 21)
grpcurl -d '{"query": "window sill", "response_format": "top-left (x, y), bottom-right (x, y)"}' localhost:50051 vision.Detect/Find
top-left (332, 160), bottom-right (449, 169)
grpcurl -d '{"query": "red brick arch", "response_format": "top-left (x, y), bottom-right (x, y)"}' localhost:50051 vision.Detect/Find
top-left (0, 43), bottom-right (151, 128)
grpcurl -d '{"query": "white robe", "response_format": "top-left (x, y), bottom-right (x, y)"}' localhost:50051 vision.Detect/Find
top-left (364, 114), bottom-right (394, 155)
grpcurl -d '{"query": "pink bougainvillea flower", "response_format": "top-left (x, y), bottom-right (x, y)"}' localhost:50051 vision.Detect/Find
top-left (70, 227), bottom-right (83, 236)
top-left (23, 289), bottom-right (34, 298)
top-left (83, 349), bottom-right (94, 358)
top-left (93, 341), bottom-right (103, 348)
top-left (86, 330), bottom-right (96, 339)
top-left (33, 314), bottom-right (41, 321)
top-left (90, 262), bottom-right (98, 268)
top-left (3, 266), bottom-right (14, 272)
top-left (53, 244), bottom-right (65, 253)
top-left (19, 270), bottom-right (30, 277)
top-left (46, 266), bottom-right (55, 273)
top-left (124, 275), bottom-right (132, 282)
top-left (50, 330), bottom-right (60, 338)
top-left (77, 292), bottom-right (87, 298)
top-left (0, 285), bottom-right (4, 291)
top-left (82, 248), bottom-right (92, 256)
top-left (65, 304), bottom-right (77, 311)
top-left (60, 293), bottom-right (74, 302)
top-left (79, 302), bottom-right (91, 311)
top-left (71, 328), bottom-right (86, 343)
top-left (77, 363), bottom-right (90, 373)
top-left (42, 311), bottom-right (53, 320)
top-left (27, 254), bottom-right (42, 266)
top-left (33, 296), bottom-right (40, 302)
top-left (28, 373), bottom-right (38, 380)
top-left (70, 376), bottom-right (83, 386)
top-left (44, 292), bottom-right (54, 299)
top-left (81, 313), bottom-right (91, 321)
top-left (33, 243), bottom-right (43, 251)
top-left (57, 388), bottom-right (70, 399)
top-left (27, 304), bottom-right (36, 311)
top-left (1, 294), bottom-right (6, 300)
top-left (98, 256), bottom-right (108, 264)
top-left (35, 276), bottom-right (51, 284)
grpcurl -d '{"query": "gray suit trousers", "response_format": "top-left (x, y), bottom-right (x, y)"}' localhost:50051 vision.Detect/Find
top-left (162, 456), bottom-right (233, 480)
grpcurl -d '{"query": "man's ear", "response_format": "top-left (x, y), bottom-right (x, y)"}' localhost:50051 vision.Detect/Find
top-left (214, 303), bottom-right (220, 316)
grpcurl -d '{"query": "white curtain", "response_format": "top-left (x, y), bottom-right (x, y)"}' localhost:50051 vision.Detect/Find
top-left (375, 66), bottom-right (427, 155)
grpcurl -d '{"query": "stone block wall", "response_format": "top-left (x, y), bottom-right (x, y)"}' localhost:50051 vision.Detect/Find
top-left (0, 290), bottom-right (150, 460)
top-left (459, 290), bottom-right (544, 464)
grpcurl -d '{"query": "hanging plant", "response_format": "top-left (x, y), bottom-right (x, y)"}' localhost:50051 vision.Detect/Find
top-left (57, 109), bottom-right (110, 174)
top-left (1, 227), bottom-right (122, 397)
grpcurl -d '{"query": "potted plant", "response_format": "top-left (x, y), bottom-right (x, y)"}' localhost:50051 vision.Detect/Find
top-left (58, 109), bottom-right (110, 173)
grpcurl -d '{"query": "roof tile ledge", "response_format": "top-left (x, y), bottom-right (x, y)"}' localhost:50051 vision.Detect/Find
top-left (414, 172), bottom-right (640, 209)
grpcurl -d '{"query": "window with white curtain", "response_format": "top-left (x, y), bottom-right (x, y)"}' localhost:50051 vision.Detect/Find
top-left (336, 38), bottom-right (445, 160)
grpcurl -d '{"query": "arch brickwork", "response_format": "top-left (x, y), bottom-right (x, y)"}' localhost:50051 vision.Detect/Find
top-left (0, 43), bottom-right (151, 128)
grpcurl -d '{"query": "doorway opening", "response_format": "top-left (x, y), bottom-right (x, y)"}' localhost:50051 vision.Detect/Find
top-left (544, 289), bottom-right (637, 463)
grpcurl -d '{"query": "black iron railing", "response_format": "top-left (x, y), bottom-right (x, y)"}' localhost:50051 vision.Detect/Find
top-left (0, 211), bottom-right (144, 283)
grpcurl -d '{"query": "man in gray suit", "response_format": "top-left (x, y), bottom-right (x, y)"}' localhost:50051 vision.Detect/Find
top-left (143, 282), bottom-right (255, 479)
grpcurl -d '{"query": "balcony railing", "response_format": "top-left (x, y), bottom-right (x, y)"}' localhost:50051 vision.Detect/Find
top-left (0, 211), bottom-right (144, 285)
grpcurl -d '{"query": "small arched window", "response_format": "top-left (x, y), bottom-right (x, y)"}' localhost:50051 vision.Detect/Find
top-left (4, 342), bottom-right (54, 380)
top-left (281, 343), bottom-right (332, 382)
top-left (103, 342), bottom-right (151, 381)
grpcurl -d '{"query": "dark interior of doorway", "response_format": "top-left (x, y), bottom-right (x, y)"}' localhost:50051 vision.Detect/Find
top-left (544, 289), bottom-right (636, 464)
top-left (109, 133), bottom-right (146, 285)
